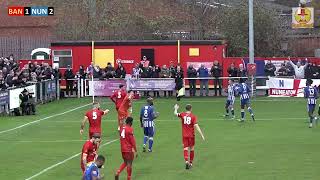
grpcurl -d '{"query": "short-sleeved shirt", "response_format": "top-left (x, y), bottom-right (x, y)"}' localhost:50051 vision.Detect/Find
top-left (81, 140), bottom-right (98, 165)
top-left (177, 112), bottom-right (198, 138)
top-left (140, 105), bottom-right (155, 128)
top-left (110, 89), bottom-right (127, 109)
top-left (85, 109), bottom-right (105, 133)
top-left (304, 86), bottom-right (318, 105)
top-left (120, 125), bottom-right (137, 152)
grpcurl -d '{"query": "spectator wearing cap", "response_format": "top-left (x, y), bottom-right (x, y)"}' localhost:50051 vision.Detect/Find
top-left (227, 63), bottom-right (238, 78)
top-left (141, 56), bottom-right (150, 69)
top-left (197, 64), bottom-right (209, 96)
top-left (210, 60), bottom-right (222, 96)
top-left (64, 65), bottom-right (75, 97)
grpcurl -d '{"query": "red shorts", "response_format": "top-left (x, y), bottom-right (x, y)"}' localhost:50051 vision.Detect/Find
top-left (118, 111), bottom-right (128, 125)
top-left (122, 152), bottom-right (134, 161)
top-left (183, 137), bottom-right (195, 148)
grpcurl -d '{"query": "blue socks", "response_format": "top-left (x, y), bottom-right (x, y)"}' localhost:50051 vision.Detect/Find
top-left (148, 137), bottom-right (153, 151)
top-left (143, 136), bottom-right (148, 146)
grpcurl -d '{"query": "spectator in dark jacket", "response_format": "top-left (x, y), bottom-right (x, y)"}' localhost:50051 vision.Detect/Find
top-left (197, 64), bottom-right (209, 96)
top-left (105, 63), bottom-right (115, 79)
top-left (264, 60), bottom-right (276, 76)
top-left (187, 64), bottom-right (197, 97)
top-left (276, 63), bottom-right (288, 76)
top-left (284, 61), bottom-right (295, 76)
top-left (227, 63), bottom-right (238, 77)
top-left (78, 65), bottom-right (86, 79)
top-left (210, 60), bottom-right (222, 96)
top-left (151, 66), bottom-right (160, 97)
top-left (5, 70), bottom-right (15, 87)
top-left (64, 65), bottom-right (75, 96)
top-left (115, 65), bottom-right (126, 79)
top-left (168, 61), bottom-right (176, 97)
top-left (93, 66), bottom-right (102, 78)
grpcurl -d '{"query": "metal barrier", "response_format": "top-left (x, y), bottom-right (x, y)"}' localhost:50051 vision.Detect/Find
top-left (0, 79), bottom-right (59, 115)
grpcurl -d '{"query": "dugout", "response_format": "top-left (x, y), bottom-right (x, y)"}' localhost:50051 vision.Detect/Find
top-left (50, 40), bottom-right (227, 73)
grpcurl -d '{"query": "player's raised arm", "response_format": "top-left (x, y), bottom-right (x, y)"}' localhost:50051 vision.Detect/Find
top-left (80, 116), bottom-right (89, 135)
top-left (174, 104), bottom-right (180, 117)
top-left (194, 124), bottom-right (205, 141)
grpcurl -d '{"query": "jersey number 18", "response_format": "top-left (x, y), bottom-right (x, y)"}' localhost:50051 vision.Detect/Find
top-left (183, 116), bottom-right (191, 125)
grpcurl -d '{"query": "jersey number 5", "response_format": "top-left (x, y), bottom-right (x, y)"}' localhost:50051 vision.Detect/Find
top-left (117, 91), bottom-right (122, 98)
top-left (183, 116), bottom-right (191, 125)
top-left (121, 129), bottom-right (125, 138)
top-left (92, 112), bottom-right (97, 120)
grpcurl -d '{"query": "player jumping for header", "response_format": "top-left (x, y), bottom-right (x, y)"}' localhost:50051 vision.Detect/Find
top-left (236, 78), bottom-right (255, 122)
top-left (140, 97), bottom-right (159, 153)
top-left (225, 79), bottom-right (236, 119)
top-left (304, 79), bottom-right (318, 128)
top-left (174, 104), bottom-right (205, 170)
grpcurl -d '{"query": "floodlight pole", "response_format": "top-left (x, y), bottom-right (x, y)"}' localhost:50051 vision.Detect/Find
top-left (249, 0), bottom-right (254, 64)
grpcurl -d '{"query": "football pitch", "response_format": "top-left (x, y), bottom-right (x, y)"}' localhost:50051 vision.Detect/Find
top-left (1, 97), bottom-right (320, 180)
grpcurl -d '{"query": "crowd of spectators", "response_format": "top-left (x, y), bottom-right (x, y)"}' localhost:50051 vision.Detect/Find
top-left (0, 55), bottom-right (60, 90)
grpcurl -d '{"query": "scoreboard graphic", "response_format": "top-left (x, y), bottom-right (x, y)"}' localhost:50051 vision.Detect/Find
top-left (8, 6), bottom-right (54, 16)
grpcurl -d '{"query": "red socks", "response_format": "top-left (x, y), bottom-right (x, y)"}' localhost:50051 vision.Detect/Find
top-left (184, 150), bottom-right (188, 162)
top-left (190, 150), bottom-right (194, 164)
top-left (117, 163), bottom-right (127, 175)
top-left (127, 166), bottom-right (132, 180)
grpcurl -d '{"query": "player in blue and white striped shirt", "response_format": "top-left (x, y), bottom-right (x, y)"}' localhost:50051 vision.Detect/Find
top-left (225, 79), bottom-right (236, 119)
top-left (236, 78), bottom-right (255, 122)
top-left (140, 97), bottom-right (159, 152)
top-left (82, 155), bottom-right (105, 180)
top-left (304, 79), bottom-right (318, 128)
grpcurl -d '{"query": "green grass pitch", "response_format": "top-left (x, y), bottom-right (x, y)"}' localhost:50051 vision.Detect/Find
top-left (1, 97), bottom-right (320, 180)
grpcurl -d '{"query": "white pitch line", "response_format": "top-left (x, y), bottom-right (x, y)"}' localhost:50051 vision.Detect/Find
top-left (24, 139), bottom-right (118, 180)
top-left (0, 140), bottom-right (86, 143)
top-left (0, 103), bottom-right (91, 135)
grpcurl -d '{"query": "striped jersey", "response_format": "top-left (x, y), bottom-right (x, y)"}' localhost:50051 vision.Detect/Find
top-left (237, 83), bottom-right (251, 100)
top-left (140, 105), bottom-right (155, 128)
top-left (83, 162), bottom-right (100, 180)
top-left (304, 86), bottom-right (318, 105)
top-left (227, 84), bottom-right (236, 101)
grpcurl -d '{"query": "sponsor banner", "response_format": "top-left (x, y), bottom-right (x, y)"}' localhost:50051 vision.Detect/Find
top-left (116, 59), bottom-right (135, 64)
top-left (9, 85), bottom-right (36, 109)
top-left (128, 78), bottom-right (175, 91)
top-left (268, 77), bottom-right (320, 97)
top-left (292, 7), bottom-right (314, 29)
top-left (88, 80), bottom-right (126, 96)
top-left (186, 62), bottom-right (213, 70)
top-left (0, 91), bottom-right (9, 106)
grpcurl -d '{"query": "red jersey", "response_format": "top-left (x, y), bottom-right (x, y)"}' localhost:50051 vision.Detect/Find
top-left (85, 109), bottom-right (105, 133)
top-left (81, 140), bottom-right (98, 164)
top-left (178, 112), bottom-right (198, 138)
top-left (110, 89), bottom-right (127, 110)
top-left (119, 125), bottom-right (137, 152)
top-left (119, 95), bottom-right (132, 113)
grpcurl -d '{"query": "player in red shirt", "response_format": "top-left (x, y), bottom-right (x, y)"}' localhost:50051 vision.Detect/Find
top-left (110, 84), bottom-right (127, 111)
top-left (117, 90), bottom-right (134, 129)
top-left (80, 102), bottom-right (109, 139)
top-left (115, 117), bottom-right (137, 180)
top-left (174, 104), bottom-right (205, 169)
top-left (80, 133), bottom-right (101, 173)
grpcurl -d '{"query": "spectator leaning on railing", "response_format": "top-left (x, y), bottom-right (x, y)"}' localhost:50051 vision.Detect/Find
top-left (227, 63), bottom-right (238, 77)
top-left (264, 60), bottom-right (276, 77)
top-left (197, 64), bottom-right (209, 96)
top-left (187, 64), bottom-right (197, 97)
top-left (210, 60), bottom-right (222, 96)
